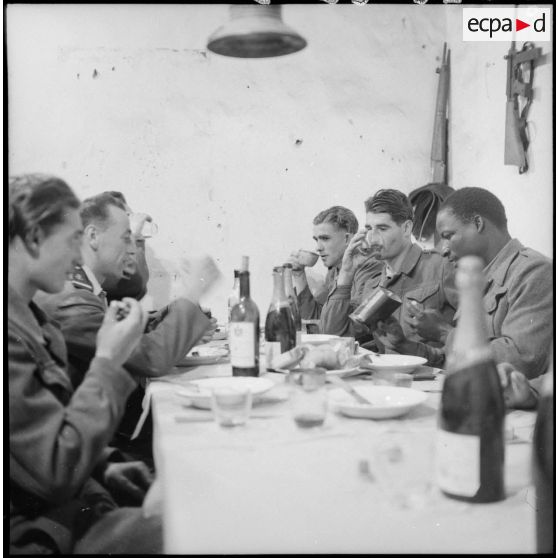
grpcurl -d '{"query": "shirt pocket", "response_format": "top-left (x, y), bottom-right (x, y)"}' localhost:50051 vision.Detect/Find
top-left (404, 283), bottom-right (440, 308)
top-left (484, 285), bottom-right (508, 337)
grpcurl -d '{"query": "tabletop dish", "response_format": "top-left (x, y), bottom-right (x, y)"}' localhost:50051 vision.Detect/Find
top-left (175, 346), bottom-right (229, 367)
top-left (276, 366), bottom-right (362, 379)
top-left (329, 385), bottom-right (428, 419)
top-left (300, 333), bottom-right (340, 345)
top-left (177, 376), bottom-right (275, 409)
top-left (359, 354), bottom-right (427, 374)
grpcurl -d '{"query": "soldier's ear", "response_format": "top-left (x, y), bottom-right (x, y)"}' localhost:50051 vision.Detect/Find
top-left (84, 224), bottom-right (99, 250)
top-left (474, 215), bottom-right (485, 233)
top-left (402, 220), bottom-right (413, 236)
top-left (23, 225), bottom-right (45, 258)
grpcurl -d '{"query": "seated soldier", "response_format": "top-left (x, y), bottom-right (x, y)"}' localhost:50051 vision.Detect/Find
top-left (407, 187), bottom-right (553, 379)
top-left (36, 192), bottom-right (220, 462)
top-left (101, 190), bottom-right (151, 303)
top-left (288, 205), bottom-right (382, 326)
top-left (320, 189), bottom-right (457, 353)
top-left (9, 174), bottom-right (161, 554)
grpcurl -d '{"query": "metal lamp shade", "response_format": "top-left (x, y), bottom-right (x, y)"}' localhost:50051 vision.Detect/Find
top-left (207, 5), bottom-right (307, 58)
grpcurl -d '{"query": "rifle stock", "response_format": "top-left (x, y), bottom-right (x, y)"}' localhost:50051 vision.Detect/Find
top-left (431, 43), bottom-right (450, 183)
top-left (504, 41), bottom-right (543, 173)
top-left (504, 100), bottom-right (526, 168)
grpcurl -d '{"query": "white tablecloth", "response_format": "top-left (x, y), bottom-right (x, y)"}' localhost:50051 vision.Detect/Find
top-left (144, 362), bottom-right (537, 554)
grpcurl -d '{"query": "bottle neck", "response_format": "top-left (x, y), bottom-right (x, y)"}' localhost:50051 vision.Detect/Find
top-left (271, 270), bottom-right (289, 307)
top-left (239, 271), bottom-right (250, 299)
top-left (447, 259), bottom-right (491, 370)
top-left (283, 267), bottom-right (295, 297)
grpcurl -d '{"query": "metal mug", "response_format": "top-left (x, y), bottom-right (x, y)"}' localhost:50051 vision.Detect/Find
top-left (349, 288), bottom-right (402, 327)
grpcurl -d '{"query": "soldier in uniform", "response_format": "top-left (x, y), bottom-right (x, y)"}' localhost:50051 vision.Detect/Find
top-left (319, 189), bottom-right (457, 361)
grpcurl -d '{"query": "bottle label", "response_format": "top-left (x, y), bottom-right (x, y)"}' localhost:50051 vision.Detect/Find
top-left (265, 342), bottom-right (282, 369)
top-left (435, 430), bottom-right (480, 496)
top-left (229, 322), bottom-right (256, 367)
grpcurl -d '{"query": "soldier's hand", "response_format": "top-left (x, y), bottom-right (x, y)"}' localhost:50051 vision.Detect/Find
top-left (177, 255), bottom-right (222, 304)
top-left (96, 298), bottom-right (147, 366)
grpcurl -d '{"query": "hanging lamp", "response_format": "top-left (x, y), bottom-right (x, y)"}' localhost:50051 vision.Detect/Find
top-left (207, 5), bottom-right (307, 58)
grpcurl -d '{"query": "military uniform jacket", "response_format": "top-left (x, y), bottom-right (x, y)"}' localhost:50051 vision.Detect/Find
top-left (320, 243), bottom-right (457, 343)
top-left (297, 255), bottom-right (383, 323)
top-left (35, 266), bottom-right (211, 387)
top-left (446, 239), bottom-right (553, 379)
top-left (8, 286), bottom-right (136, 553)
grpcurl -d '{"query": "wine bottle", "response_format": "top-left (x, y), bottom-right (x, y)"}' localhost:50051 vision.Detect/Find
top-left (436, 255), bottom-right (506, 503)
top-left (532, 361), bottom-right (554, 553)
top-left (264, 266), bottom-right (296, 371)
top-left (227, 269), bottom-right (240, 324)
top-left (283, 263), bottom-right (302, 346)
top-left (229, 256), bottom-right (260, 377)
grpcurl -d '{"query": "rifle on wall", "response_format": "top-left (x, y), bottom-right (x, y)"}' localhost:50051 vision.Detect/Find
top-left (431, 42), bottom-right (450, 184)
top-left (504, 41), bottom-right (542, 174)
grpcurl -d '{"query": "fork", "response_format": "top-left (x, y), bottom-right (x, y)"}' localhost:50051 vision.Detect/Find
top-left (327, 375), bottom-right (373, 405)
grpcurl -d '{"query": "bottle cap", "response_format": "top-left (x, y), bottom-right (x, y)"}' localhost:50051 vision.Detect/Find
top-left (240, 256), bottom-right (249, 272)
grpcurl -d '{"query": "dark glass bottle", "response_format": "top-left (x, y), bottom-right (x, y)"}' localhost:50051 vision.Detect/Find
top-left (436, 256), bottom-right (506, 503)
top-left (532, 365), bottom-right (554, 553)
top-left (227, 269), bottom-right (240, 324)
top-left (264, 266), bottom-right (296, 371)
top-left (229, 257), bottom-right (260, 377)
top-left (283, 263), bottom-right (302, 346)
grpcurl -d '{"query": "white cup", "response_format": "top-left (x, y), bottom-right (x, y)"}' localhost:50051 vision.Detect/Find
top-left (297, 249), bottom-right (319, 267)
top-left (141, 220), bottom-right (158, 238)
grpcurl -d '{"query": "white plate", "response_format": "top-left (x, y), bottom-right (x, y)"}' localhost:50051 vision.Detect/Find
top-left (326, 367), bottom-right (363, 379)
top-left (359, 354), bottom-right (427, 374)
top-left (329, 385), bottom-right (428, 419)
top-left (300, 333), bottom-right (340, 345)
top-left (177, 377), bottom-right (275, 409)
top-left (175, 346), bottom-right (229, 367)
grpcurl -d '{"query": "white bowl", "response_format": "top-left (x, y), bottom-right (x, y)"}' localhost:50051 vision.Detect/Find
top-left (300, 333), bottom-right (340, 345)
top-left (177, 377), bottom-right (275, 409)
top-left (329, 385), bottom-right (428, 419)
top-left (360, 354), bottom-right (427, 374)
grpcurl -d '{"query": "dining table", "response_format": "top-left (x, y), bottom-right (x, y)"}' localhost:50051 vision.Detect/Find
top-left (139, 338), bottom-right (538, 554)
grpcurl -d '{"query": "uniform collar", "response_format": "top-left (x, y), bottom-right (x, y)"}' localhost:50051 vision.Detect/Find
top-left (484, 239), bottom-right (523, 287)
top-left (385, 243), bottom-right (423, 278)
top-left (71, 264), bottom-right (105, 296)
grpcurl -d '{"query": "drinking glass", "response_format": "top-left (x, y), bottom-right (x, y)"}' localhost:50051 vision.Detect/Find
top-left (287, 368), bottom-right (328, 428)
top-left (210, 386), bottom-right (252, 427)
top-left (373, 430), bottom-right (436, 509)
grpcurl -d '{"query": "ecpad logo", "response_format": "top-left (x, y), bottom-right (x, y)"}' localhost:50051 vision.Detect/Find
top-left (463, 8), bottom-right (551, 42)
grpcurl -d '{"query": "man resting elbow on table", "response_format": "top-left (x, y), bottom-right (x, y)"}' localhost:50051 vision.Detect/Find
top-left (287, 205), bottom-right (382, 324)
top-left (389, 188), bottom-right (553, 408)
top-left (319, 189), bottom-right (456, 361)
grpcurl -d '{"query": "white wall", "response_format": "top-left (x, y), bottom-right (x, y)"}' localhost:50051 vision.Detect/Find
top-left (7, 3), bottom-right (553, 323)
top-left (445, 4), bottom-right (554, 259)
